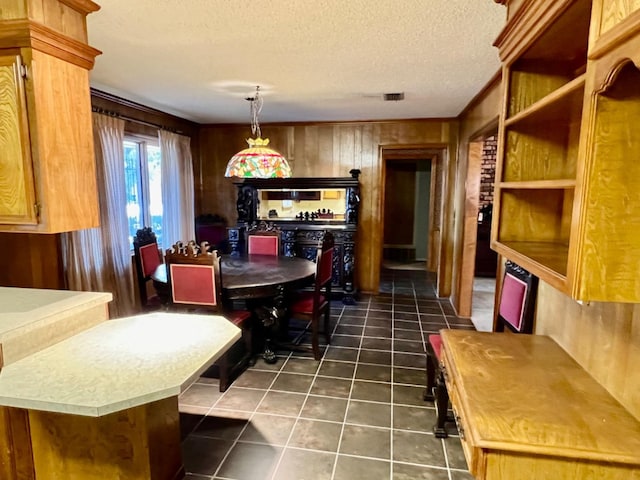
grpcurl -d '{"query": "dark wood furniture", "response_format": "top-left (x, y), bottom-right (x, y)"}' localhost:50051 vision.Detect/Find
top-left (246, 221), bottom-right (281, 256)
top-left (288, 232), bottom-right (334, 360)
top-left (164, 241), bottom-right (252, 391)
top-left (195, 214), bottom-right (229, 253)
top-left (152, 254), bottom-right (316, 363)
top-left (133, 227), bottom-right (164, 310)
top-left (228, 169), bottom-right (360, 304)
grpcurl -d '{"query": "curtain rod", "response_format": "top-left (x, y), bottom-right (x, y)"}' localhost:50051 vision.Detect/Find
top-left (92, 106), bottom-right (182, 134)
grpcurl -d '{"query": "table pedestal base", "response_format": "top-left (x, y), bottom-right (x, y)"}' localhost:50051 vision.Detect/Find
top-left (0, 397), bottom-right (183, 480)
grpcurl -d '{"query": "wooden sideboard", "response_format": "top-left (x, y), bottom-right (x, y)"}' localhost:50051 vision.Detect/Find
top-left (440, 330), bottom-right (640, 479)
top-left (228, 171), bottom-right (360, 303)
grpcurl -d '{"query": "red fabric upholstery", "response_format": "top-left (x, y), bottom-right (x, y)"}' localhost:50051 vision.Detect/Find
top-left (428, 334), bottom-right (443, 360)
top-left (227, 309), bottom-right (251, 325)
top-left (170, 264), bottom-right (217, 306)
top-left (139, 243), bottom-right (161, 277)
top-left (499, 272), bottom-right (528, 331)
top-left (248, 235), bottom-right (279, 256)
top-left (290, 292), bottom-right (327, 315)
top-left (318, 247), bottom-right (333, 284)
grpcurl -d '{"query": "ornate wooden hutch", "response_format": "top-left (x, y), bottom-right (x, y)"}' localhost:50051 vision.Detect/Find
top-left (228, 170), bottom-right (360, 304)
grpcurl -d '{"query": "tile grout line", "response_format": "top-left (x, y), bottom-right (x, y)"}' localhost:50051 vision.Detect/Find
top-left (209, 350), bottom-right (290, 480)
top-left (268, 300), bottom-right (345, 480)
top-left (329, 294), bottom-right (371, 480)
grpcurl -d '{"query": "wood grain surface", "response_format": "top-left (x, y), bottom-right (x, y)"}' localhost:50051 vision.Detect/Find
top-left (442, 330), bottom-right (640, 479)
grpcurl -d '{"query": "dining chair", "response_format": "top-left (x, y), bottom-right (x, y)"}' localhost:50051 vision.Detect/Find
top-left (246, 220), bottom-right (280, 256)
top-left (286, 232), bottom-right (334, 360)
top-left (425, 259), bottom-right (539, 437)
top-left (165, 240), bottom-right (253, 392)
top-left (133, 227), bottom-right (164, 310)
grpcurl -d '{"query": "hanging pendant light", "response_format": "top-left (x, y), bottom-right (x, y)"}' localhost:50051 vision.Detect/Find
top-left (224, 86), bottom-right (292, 178)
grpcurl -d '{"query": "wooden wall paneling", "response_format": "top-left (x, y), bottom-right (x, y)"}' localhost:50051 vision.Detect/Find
top-left (197, 120), bottom-right (456, 295)
top-left (357, 124), bottom-right (377, 293)
top-left (0, 232), bottom-right (64, 288)
top-left (535, 281), bottom-right (640, 420)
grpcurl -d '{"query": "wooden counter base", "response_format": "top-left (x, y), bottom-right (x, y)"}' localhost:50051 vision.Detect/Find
top-left (0, 397), bottom-right (183, 480)
top-left (440, 330), bottom-right (640, 480)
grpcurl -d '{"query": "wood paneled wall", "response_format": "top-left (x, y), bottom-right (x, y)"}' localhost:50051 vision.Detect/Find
top-left (197, 120), bottom-right (457, 294)
top-left (536, 282), bottom-right (640, 419)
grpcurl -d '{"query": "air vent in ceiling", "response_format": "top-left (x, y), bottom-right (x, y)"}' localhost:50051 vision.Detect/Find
top-left (383, 92), bottom-right (404, 101)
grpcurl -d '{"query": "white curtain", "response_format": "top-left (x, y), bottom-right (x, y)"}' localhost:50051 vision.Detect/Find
top-left (62, 113), bottom-right (136, 318)
top-left (160, 130), bottom-right (195, 250)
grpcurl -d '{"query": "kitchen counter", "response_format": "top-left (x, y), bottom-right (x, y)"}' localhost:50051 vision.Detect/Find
top-left (0, 287), bottom-right (112, 366)
top-left (0, 311), bottom-right (241, 480)
top-left (0, 312), bottom-right (240, 416)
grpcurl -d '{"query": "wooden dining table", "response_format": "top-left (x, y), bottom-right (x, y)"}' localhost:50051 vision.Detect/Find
top-left (151, 254), bottom-right (317, 362)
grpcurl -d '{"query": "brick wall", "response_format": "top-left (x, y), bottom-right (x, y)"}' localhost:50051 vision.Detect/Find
top-left (479, 135), bottom-right (497, 210)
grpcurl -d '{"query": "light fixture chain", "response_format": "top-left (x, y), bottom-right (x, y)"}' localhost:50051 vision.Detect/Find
top-left (250, 86), bottom-right (263, 139)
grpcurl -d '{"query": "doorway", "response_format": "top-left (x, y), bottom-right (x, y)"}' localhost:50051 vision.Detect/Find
top-left (458, 133), bottom-right (498, 331)
top-left (382, 160), bottom-right (432, 269)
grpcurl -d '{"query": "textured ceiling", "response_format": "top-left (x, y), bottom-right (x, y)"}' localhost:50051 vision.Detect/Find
top-left (87, 1), bottom-right (506, 124)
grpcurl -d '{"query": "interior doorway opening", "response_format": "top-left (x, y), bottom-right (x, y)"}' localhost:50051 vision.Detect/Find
top-left (458, 133), bottom-right (498, 331)
top-left (382, 159), bottom-right (432, 269)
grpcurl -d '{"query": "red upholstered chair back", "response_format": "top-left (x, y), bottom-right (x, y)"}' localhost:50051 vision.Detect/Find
top-left (246, 221), bottom-right (280, 256)
top-left (248, 235), bottom-right (279, 256)
top-left (496, 261), bottom-right (539, 333)
top-left (311, 233), bottom-right (335, 300)
top-left (133, 227), bottom-right (164, 308)
top-left (140, 243), bottom-right (162, 277)
top-left (165, 240), bottom-right (223, 313)
top-left (317, 246), bottom-right (334, 286)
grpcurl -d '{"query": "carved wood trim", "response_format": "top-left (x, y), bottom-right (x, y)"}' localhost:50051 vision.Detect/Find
top-left (0, 20), bottom-right (101, 69)
top-left (493, 0), bottom-right (573, 64)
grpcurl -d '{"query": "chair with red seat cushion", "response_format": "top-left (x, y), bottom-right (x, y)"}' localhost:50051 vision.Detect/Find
top-left (165, 240), bottom-right (252, 391)
top-left (287, 232), bottom-right (334, 360)
top-left (424, 260), bottom-right (539, 437)
top-left (133, 227), bottom-right (164, 310)
top-left (246, 221), bottom-right (280, 256)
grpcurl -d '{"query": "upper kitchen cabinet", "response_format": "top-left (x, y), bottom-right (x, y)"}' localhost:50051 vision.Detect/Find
top-left (492, 0), bottom-right (640, 302)
top-left (0, 0), bottom-right (101, 233)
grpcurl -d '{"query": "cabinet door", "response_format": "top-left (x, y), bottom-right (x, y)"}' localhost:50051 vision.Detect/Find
top-left (0, 54), bottom-right (37, 224)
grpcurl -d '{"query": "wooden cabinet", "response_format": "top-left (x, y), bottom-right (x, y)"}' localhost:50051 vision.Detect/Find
top-left (492, 0), bottom-right (640, 301)
top-left (0, 0), bottom-right (101, 233)
top-left (441, 330), bottom-right (640, 480)
top-left (227, 171), bottom-right (360, 303)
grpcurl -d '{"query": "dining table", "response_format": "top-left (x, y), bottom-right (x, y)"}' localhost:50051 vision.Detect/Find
top-left (151, 254), bottom-right (317, 362)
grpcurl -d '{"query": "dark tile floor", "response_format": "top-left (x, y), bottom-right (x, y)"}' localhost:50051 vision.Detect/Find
top-left (178, 268), bottom-right (476, 480)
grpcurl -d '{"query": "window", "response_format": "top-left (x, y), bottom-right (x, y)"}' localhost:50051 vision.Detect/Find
top-left (124, 138), bottom-right (162, 248)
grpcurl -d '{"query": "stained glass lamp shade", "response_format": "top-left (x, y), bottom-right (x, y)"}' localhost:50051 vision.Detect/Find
top-left (225, 137), bottom-right (291, 178)
top-left (224, 86), bottom-right (292, 178)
